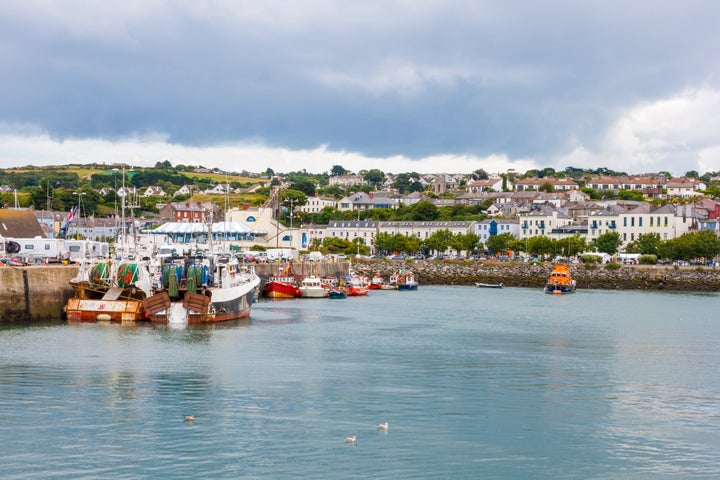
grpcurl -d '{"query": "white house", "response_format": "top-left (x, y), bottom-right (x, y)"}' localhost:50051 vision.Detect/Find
top-left (328, 175), bottom-right (366, 187)
top-left (337, 192), bottom-right (374, 211)
top-left (299, 195), bottom-right (337, 214)
top-left (173, 185), bottom-right (197, 197)
top-left (666, 177), bottom-right (706, 199)
top-left (142, 186), bottom-right (167, 197)
top-left (378, 221), bottom-right (475, 243)
top-left (466, 178), bottom-right (507, 193)
top-left (587, 203), bottom-right (705, 247)
top-left (515, 177), bottom-right (579, 192)
top-left (518, 205), bottom-right (573, 239)
top-left (326, 220), bottom-right (380, 250)
top-left (475, 218), bottom-right (520, 244)
top-left (204, 184), bottom-right (231, 195)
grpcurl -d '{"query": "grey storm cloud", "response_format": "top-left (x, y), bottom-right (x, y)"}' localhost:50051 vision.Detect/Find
top-left (1, 0), bottom-right (719, 173)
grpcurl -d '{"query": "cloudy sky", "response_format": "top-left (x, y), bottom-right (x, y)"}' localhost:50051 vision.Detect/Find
top-left (1, 0), bottom-right (719, 176)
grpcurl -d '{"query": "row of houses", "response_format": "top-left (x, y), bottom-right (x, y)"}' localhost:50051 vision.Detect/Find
top-left (3, 192), bottom-right (719, 257)
top-left (325, 174), bottom-right (708, 198)
top-left (93, 182), bottom-right (266, 199)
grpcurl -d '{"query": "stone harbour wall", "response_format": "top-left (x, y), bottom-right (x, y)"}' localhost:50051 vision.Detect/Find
top-left (0, 265), bottom-right (77, 322)
top-left (352, 260), bottom-right (720, 292)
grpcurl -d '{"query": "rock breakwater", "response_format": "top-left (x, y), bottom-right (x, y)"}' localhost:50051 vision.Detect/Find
top-left (352, 260), bottom-right (720, 292)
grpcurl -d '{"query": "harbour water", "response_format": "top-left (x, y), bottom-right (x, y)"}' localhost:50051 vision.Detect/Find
top-left (1, 287), bottom-right (719, 479)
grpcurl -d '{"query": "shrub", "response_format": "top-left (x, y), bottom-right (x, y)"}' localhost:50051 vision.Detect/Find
top-left (605, 262), bottom-right (621, 270)
top-left (582, 254), bottom-right (602, 264)
top-left (638, 254), bottom-right (657, 265)
top-left (583, 263), bottom-right (597, 271)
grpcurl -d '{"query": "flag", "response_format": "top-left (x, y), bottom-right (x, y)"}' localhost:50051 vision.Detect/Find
top-left (67, 205), bottom-right (78, 223)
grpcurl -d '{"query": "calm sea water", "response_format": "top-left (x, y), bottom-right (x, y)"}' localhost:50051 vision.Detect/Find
top-left (1, 287), bottom-right (719, 479)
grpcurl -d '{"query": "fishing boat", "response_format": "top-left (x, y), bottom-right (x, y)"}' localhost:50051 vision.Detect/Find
top-left (142, 253), bottom-right (260, 324)
top-left (476, 282), bottom-right (503, 289)
top-left (65, 259), bottom-right (153, 323)
top-left (544, 263), bottom-right (576, 295)
top-left (368, 273), bottom-right (385, 290)
top-left (395, 270), bottom-right (419, 291)
top-left (264, 263), bottom-right (300, 298)
top-left (298, 275), bottom-right (330, 298)
top-left (342, 264), bottom-right (369, 296)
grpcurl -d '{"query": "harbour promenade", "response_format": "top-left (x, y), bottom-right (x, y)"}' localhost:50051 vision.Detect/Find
top-left (1, 260), bottom-right (718, 322)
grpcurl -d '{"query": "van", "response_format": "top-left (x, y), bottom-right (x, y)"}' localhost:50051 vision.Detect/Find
top-left (157, 246), bottom-right (179, 261)
top-left (265, 248), bottom-right (299, 261)
top-left (306, 251), bottom-right (323, 262)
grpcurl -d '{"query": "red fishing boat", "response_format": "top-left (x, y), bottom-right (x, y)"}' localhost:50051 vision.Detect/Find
top-left (342, 264), bottom-right (369, 296)
top-left (264, 263), bottom-right (300, 298)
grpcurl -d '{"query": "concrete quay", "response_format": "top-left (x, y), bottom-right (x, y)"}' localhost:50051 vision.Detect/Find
top-left (0, 265), bottom-right (77, 323)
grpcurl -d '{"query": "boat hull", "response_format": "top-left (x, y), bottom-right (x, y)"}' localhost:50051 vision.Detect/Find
top-left (544, 285), bottom-right (576, 294)
top-left (65, 298), bottom-right (146, 323)
top-left (397, 284), bottom-right (418, 291)
top-left (264, 280), bottom-right (299, 298)
top-left (146, 275), bottom-right (260, 324)
top-left (299, 287), bottom-right (329, 298)
top-left (346, 286), bottom-right (369, 296)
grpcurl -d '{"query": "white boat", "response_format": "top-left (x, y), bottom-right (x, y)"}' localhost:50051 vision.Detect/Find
top-left (298, 276), bottom-right (330, 298)
top-left (394, 270), bottom-right (419, 291)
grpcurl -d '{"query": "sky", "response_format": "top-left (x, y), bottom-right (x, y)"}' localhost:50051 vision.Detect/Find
top-left (1, 0), bottom-right (719, 177)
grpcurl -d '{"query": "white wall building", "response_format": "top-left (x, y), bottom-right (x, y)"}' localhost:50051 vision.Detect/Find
top-left (518, 205), bottom-right (573, 239)
top-left (475, 219), bottom-right (520, 244)
top-left (299, 195), bottom-right (337, 213)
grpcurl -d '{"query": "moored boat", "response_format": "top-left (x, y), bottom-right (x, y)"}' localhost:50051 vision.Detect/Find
top-left (342, 265), bottom-right (369, 296)
top-left (395, 270), bottom-right (419, 291)
top-left (65, 260), bottom-right (152, 323)
top-left (329, 289), bottom-right (347, 299)
top-left (476, 282), bottom-right (503, 289)
top-left (368, 273), bottom-right (385, 290)
top-left (264, 274), bottom-right (300, 298)
top-left (544, 263), bottom-right (576, 294)
top-left (298, 275), bottom-right (330, 298)
top-left (143, 254), bottom-right (260, 324)
top-left (264, 262), bottom-right (300, 298)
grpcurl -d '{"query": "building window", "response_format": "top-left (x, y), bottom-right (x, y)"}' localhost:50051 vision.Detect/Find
top-left (639, 217), bottom-right (642, 227)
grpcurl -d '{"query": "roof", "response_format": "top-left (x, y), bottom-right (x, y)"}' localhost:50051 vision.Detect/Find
top-left (0, 208), bottom-right (46, 239)
top-left (147, 221), bottom-right (253, 234)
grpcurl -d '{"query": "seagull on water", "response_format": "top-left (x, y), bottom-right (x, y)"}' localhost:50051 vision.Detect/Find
top-left (376, 422), bottom-right (389, 430)
top-left (345, 435), bottom-right (357, 444)
top-left (184, 415), bottom-right (195, 422)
